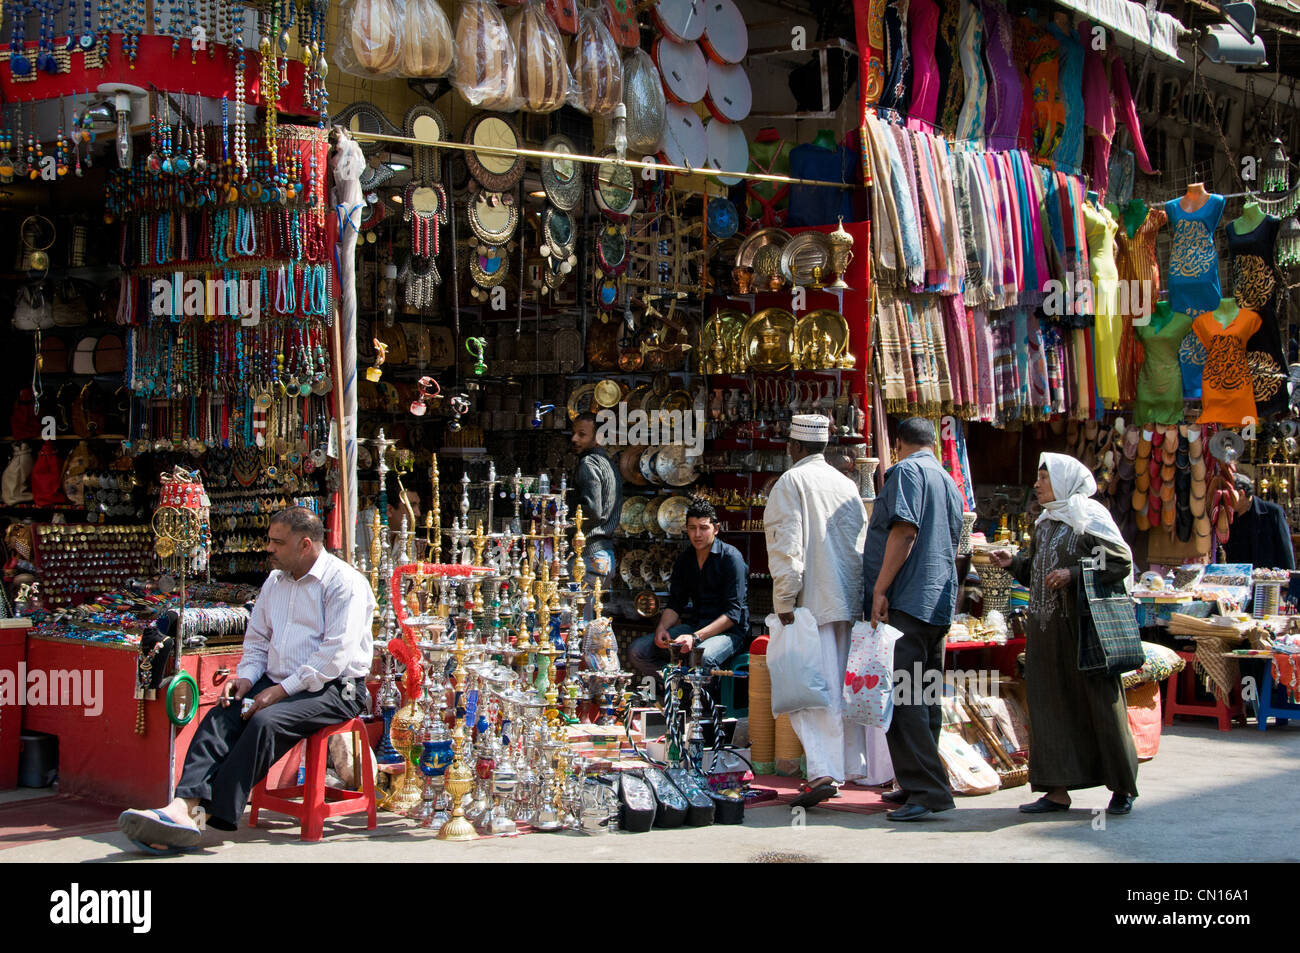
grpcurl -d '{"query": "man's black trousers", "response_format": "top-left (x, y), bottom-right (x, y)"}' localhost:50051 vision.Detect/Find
top-left (175, 674), bottom-right (367, 829)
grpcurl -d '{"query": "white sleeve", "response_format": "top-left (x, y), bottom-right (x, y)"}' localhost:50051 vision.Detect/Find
top-left (764, 479), bottom-right (805, 615)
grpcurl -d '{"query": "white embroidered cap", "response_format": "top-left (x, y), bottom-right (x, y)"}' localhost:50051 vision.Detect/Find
top-left (789, 414), bottom-right (831, 443)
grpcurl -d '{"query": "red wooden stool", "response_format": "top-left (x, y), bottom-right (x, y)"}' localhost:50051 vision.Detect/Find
top-left (1162, 651), bottom-right (1247, 732)
top-left (249, 717), bottom-right (378, 841)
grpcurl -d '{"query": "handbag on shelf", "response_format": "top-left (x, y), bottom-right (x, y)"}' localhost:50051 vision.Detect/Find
top-left (9, 388), bottom-right (41, 440)
top-left (94, 332), bottom-right (125, 373)
top-left (31, 442), bottom-right (69, 507)
top-left (2, 443), bottom-right (35, 505)
top-left (1077, 559), bottom-right (1146, 676)
top-left (12, 284), bottom-right (54, 330)
top-left (71, 334), bottom-right (99, 375)
top-left (39, 334), bottom-right (68, 374)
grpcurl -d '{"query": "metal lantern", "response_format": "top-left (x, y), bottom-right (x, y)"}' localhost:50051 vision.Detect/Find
top-left (1277, 215), bottom-right (1300, 268)
top-left (1263, 137), bottom-right (1290, 194)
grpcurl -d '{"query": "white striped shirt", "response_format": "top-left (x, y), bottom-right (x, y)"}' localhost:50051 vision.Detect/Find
top-left (236, 550), bottom-right (376, 695)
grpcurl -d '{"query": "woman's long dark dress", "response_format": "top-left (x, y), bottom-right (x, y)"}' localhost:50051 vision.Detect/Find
top-left (1009, 521), bottom-right (1140, 795)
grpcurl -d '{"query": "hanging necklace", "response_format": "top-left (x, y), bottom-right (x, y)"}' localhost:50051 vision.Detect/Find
top-left (9, 1), bottom-right (31, 76)
top-left (0, 108), bottom-right (13, 183)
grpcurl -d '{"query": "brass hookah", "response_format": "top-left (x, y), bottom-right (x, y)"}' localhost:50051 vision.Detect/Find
top-left (438, 606), bottom-right (477, 842)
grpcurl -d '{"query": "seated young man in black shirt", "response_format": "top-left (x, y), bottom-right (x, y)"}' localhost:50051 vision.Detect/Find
top-left (627, 500), bottom-right (749, 676)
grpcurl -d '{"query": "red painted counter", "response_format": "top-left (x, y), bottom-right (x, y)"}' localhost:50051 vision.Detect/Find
top-left (21, 635), bottom-right (241, 807)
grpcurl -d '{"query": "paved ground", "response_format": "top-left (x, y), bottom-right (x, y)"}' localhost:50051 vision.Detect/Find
top-left (3, 720), bottom-right (1297, 863)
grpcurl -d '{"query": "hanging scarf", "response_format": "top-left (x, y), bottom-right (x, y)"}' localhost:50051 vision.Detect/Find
top-left (925, 295), bottom-right (956, 412)
top-left (911, 133), bottom-right (949, 289)
top-left (864, 115), bottom-right (906, 287)
top-left (891, 124), bottom-right (928, 288)
top-left (874, 288), bottom-right (909, 410)
top-left (953, 152), bottom-right (991, 306)
top-left (884, 120), bottom-right (926, 286)
top-left (972, 307), bottom-right (996, 421)
top-left (942, 294), bottom-right (975, 415)
top-left (871, 380), bottom-right (893, 474)
top-left (1026, 310), bottom-right (1051, 418)
top-left (935, 138), bottom-right (967, 295)
top-left (992, 315), bottom-right (1021, 426)
top-left (1043, 324), bottom-right (1066, 415)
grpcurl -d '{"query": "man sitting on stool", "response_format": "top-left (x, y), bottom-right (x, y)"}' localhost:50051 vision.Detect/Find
top-left (628, 500), bottom-right (749, 680)
top-left (117, 506), bottom-right (376, 853)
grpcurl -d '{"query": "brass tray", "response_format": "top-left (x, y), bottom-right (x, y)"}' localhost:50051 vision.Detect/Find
top-left (619, 497), bottom-right (648, 534)
top-left (794, 309), bottom-right (851, 370)
top-left (567, 382), bottom-right (598, 420)
top-left (642, 495), bottom-right (666, 535)
top-left (735, 227), bottom-right (792, 269)
top-left (780, 231), bottom-right (833, 286)
top-left (741, 308), bottom-right (796, 371)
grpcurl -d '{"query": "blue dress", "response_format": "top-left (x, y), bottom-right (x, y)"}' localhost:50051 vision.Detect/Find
top-left (1166, 194), bottom-right (1226, 398)
top-left (1048, 23), bottom-right (1085, 173)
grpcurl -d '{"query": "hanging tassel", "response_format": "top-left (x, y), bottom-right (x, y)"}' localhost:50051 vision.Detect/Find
top-left (1277, 216), bottom-right (1300, 269)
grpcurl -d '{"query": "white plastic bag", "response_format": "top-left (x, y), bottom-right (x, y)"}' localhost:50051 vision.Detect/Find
top-left (842, 620), bottom-right (903, 729)
top-left (339, 0), bottom-right (404, 77)
top-left (765, 608), bottom-right (831, 716)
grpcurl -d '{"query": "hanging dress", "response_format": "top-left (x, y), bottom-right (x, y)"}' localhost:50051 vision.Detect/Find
top-left (981, 0), bottom-right (1022, 151)
top-left (1166, 193), bottom-right (1227, 399)
top-left (1113, 203), bottom-right (1167, 404)
top-left (1134, 302), bottom-right (1194, 425)
top-left (1194, 300), bottom-right (1263, 427)
top-left (1226, 214), bottom-right (1286, 418)
top-left (1084, 202), bottom-right (1121, 404)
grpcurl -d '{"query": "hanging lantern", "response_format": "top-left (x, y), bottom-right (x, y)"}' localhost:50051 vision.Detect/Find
top-left (1277, 215), bottom-right (1300, 268)
top-left (1263, 137), bottom-right (1290, 193)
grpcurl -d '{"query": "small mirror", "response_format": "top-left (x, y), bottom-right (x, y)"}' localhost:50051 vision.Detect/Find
top-left (545, 209), bottom-right (573, 249)
top-left (412, 113), bottom-right (443, 144)
top-left (410, 186), bottom-right (441, 215)
top-left (596, 157), bottom-right (634, 212)
top-left (598, 228), bottom-right (626, 268)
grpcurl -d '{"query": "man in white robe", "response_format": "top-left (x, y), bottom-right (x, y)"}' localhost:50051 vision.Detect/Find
top-left (764, 415), bottom-right (892, 807)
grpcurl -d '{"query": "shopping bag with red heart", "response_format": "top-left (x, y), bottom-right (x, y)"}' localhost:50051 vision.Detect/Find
top-left (842, 620), bottom-right (902, 729)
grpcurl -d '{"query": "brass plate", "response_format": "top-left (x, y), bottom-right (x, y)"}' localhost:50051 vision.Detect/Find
top-left (642, 495), bottom-right (666, 535)
top-left (567, 382), bottom-right (598, 420)
top-left (780, 231), bottom-right (833, 286)
top-left (741, 307), bottom-right (796, 371)
top-left (619, 497), bottom-right (648, 534)
top-left (794, 309), bottom-right (850, 370)
top-left (594, 379), bottom-right (622, 407)
top-left (658, 494), bottom-right (690, 535)
top-left (735, 227), bottom-right (792, 269)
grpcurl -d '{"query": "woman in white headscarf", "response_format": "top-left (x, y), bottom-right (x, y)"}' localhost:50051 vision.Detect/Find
top-left (991, 452), bottom-right (1139, 817)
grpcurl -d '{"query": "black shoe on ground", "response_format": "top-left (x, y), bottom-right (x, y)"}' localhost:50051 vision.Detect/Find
top-left (1106, 793), bottom-right (1136, 815)
top-left (885, 803), bottom-right (934, 822)
top-left (881, 788), bottom-right (908, 804)
top-left (1019, 796), bottom-right (1071, 814)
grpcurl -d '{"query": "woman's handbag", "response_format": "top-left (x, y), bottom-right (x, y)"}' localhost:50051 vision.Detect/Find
top-left (1077, 560), bottom-right (1146, 675)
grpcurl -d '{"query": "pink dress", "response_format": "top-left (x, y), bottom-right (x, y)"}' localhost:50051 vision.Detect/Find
top-left (907, 0), bottom-right (941, 129)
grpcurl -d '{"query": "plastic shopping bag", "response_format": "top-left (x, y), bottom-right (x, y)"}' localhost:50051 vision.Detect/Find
top-left (842, 620), bottom-right (903, 730)
top-left (765, 608), bottom-right (831, 716)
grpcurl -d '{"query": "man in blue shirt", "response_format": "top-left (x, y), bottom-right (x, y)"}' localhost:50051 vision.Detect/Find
top-left (862, 417), bottom-right (963, 821)
top-left (628, 500), bottom-right (749, 677)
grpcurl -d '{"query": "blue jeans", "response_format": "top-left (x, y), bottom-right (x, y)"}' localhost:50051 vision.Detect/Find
top-left (628, 624), bottom-right (742, 678)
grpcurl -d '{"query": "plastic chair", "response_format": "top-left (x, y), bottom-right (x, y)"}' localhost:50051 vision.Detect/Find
top-left (1162, 651), bottom-right (1247, 732)
top-left (249, 717), bottom-right (378, 841)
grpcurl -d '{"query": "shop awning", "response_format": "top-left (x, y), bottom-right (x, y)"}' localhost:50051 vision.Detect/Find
top-left (1054, 0), bottom-right (1189, 60)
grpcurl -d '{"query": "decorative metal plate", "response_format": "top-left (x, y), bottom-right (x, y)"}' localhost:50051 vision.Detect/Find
top-left (468, 193), bottom-right (519, 245)
top-left (464, 113), bottom-right (525, 192)
top-left (735, 227), bottom-right (792, 269)
top-left (541, 134), bottom-right (584, 210)
top-left (780, 231), bottom-right (833, 286)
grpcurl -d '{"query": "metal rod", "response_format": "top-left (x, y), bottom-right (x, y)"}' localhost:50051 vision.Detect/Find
top-left (348, 130), bottom-right (858, 191)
